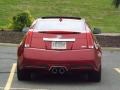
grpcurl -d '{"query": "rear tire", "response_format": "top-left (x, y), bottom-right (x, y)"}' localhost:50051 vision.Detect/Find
top-left (17, 64), bottom-right (31, 81)
top-left (88, 66), bottom-right (101, 82)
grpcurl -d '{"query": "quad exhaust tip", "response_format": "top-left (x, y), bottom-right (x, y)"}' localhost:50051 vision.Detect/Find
top-left (50, 67), bottom-right (67, 75)
top-left (58, 68), bottom-right (66, 75)
top-left (51, 68), bottom-right (58, 74)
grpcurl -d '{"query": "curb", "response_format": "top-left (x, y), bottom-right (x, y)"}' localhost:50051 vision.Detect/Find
top-left (0, 43), bottom-right (18, 47)
top-left (102, 47), bottom-right (120, 51)
top-left (95, 33), bottom-right (120, 36)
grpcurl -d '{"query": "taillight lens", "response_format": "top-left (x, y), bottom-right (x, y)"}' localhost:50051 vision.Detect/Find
top-left (24, 31), bottom-right (33, 48)
top-left (86, 33), bottom-right (94, 49)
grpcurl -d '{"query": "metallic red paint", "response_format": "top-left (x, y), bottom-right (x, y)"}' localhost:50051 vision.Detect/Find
top-left (17, 17), bottom-right (102, 81)
top-left (18, 48), bottom-right (101, 71)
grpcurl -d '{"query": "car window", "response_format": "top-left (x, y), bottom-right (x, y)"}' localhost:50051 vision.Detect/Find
top-left (33, 19), bottom-right (89, 33)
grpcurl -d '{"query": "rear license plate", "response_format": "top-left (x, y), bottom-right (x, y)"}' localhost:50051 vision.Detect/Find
top-left (52, 41), bottom-right (66, 49)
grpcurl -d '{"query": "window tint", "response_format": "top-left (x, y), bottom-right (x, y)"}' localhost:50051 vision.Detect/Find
top-left (33, 19), bottom-right (88, 33)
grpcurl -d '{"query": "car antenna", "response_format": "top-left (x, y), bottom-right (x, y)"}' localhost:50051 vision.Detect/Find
top-left (59, 17), bottom-right (62, 22)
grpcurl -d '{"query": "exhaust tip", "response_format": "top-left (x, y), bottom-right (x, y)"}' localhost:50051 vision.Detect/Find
top-left (59, 68), bottom-right (66, 75)
top-left (49, 66), bottom-right (67, 75)
top-left (50, 68), bottom-right (58, 74)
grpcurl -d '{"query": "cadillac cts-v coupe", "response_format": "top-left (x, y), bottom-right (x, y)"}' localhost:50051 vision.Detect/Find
top-left (17, 16), bottom-right (102, 82)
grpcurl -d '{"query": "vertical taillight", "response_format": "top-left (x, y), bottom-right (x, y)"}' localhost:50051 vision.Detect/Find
top-left (86, 33), bottom-right (94, 49)
top-left (24, 31), bottom-right (33, 48)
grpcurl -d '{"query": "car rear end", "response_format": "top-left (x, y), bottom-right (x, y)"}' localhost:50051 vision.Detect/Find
top-left (17, 17), bottom-right (102, 81)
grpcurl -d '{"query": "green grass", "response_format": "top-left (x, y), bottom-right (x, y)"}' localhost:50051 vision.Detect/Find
top-left (0, 0), bottom-right (120, 32)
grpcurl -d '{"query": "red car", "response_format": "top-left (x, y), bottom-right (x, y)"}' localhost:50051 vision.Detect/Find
top-left (17, 17), bottom-right (102, 82)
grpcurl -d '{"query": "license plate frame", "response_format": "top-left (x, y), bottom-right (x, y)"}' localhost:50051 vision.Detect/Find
top-left (51, 41), bottom-right (66, 49)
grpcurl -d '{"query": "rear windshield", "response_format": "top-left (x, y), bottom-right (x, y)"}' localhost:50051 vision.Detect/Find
top-left (33, 19), bottom-right (87, 33)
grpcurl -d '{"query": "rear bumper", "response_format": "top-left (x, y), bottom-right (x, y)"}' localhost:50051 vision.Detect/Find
top-left (18, 48), bottom-right (101, 72)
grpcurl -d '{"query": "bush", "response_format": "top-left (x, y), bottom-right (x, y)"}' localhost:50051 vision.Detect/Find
top-left (112, 0), bottom-right (120, 8)
top-left (93, 28), bottom-right (101, 34)
top-left (10, 11), bottom-right (34, 31)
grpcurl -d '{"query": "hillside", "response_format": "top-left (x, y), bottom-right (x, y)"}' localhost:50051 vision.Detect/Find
top-left (0, 0), bottom-right (120, 32)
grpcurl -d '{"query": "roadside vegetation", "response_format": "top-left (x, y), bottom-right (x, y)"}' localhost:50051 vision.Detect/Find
top-left (9, 11), bottom-right (34, 31)
top-left (0, 0), bottom-right (119, 32)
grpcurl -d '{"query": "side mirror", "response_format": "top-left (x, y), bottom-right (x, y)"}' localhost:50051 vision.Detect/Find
top-left (93, 28), bottom-right (101, 34)
top-left (22, 27), bottom-right (29, 33)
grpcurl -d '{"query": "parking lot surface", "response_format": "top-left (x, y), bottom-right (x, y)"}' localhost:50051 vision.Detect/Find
top-left (0, 45), bottom-right (120, 90)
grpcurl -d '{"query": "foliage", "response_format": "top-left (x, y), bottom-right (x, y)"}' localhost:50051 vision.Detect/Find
top-left (113, 0), bottom-right (120, 8)
top-left (0, 0), bottom-right (120, 32)
top-left (93, 28), bottom-right (102, 34)
top-left (10, 11), bottom-right (34, 31)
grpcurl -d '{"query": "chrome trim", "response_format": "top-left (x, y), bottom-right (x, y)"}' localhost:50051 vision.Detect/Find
top-left (43, 38), bottom-right (75, 42)
top-left (49, 66), bottom-right (68, 71)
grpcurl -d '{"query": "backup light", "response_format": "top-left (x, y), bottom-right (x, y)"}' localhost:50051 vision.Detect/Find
top-left (88, 45), bottom-right (94, 49)
top-left (24, 44), bottom-right (30, 48)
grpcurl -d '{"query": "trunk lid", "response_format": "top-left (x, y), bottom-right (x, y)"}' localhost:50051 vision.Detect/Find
top-left (30, 31), bottom-right (88, 50)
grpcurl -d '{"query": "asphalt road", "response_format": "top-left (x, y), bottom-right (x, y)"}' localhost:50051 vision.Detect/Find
top-left (0, 45), bottom-right (120, 90)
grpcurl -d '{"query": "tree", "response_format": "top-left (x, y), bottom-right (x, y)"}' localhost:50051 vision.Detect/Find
top-left (113, 0), bottom-right (120, 8)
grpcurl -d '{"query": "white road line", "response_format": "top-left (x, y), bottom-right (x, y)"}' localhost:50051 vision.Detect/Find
top-left (114, 68), bottom-right (120, 73)
top-left (0, 86), bottom-right (48, 90)
top-left (0, 87), bottom-right (4, 89)
top-left (4, 63), bottom-right (17, 90)
top-left (9, 88), bottom-right (48, 90)
top-left (3, 63), bottom-right (48, 90)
